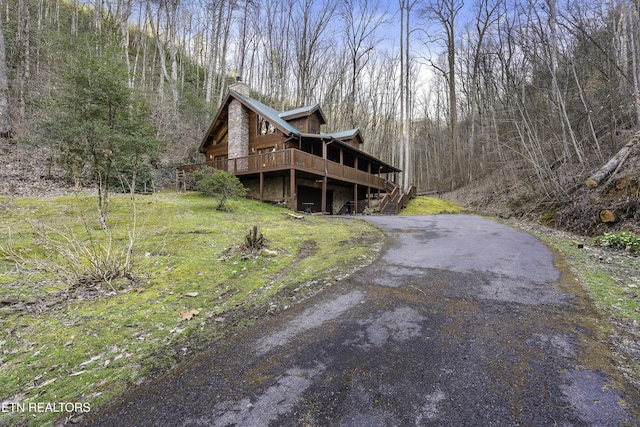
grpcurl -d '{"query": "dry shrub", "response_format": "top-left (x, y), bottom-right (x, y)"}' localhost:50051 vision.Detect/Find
top-left (3, 208), bottom-right (139, 291)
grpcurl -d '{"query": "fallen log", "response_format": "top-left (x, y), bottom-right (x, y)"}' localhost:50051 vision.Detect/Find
top-left (586, 131), bottom-right (640, 188)
top-left (283, 212), bottom-right (304, 220)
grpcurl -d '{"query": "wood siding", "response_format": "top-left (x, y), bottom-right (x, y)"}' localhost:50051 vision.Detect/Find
top-left (249, 110), bottom-right (287, 151)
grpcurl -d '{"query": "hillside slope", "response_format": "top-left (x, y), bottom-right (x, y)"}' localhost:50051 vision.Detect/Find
top-left (0, 141), bottom-right (69, 197)
top-left (445, 146), bottom-right (640, 237)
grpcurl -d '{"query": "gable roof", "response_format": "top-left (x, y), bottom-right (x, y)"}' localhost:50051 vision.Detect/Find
top-left (199, 89), bottom-right (301, 153)
top-left (230, 90), bottom-right (302, 135)
top-left (321, 129), bottom-right (362, 144)
top-left (323, 129), bottom-right (358, 139)
top-left (280, 104), bottom-right (327, 124)
top-left (297, 129), bottom-right (364, 147)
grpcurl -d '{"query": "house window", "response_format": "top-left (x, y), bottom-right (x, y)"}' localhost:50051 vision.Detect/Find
top-left (257, 147), bottom-right (276, 154)
top-left (310, 118), bottom-right (318, 134)
top-left (258, 116), bottom-right (275, 135)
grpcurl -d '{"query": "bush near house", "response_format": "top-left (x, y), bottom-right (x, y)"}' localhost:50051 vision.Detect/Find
top-left (192, 168), bottom-right (247, 210)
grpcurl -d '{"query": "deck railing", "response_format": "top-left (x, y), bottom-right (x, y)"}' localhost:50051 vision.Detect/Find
top-left (191, 148), bottom-right (388, 189)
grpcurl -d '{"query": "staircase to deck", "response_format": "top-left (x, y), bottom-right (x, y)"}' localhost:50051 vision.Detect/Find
top-left (379, 181), bottom-right (417, 214)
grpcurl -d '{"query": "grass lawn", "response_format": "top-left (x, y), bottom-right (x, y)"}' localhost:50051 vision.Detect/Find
top-left (0, 191), bottom-right (383, 426)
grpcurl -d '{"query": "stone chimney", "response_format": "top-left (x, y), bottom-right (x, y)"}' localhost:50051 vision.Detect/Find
top-left (227, 78), bottom-right (249, 170)
top-left (229, 76), bottom-right (250, 97)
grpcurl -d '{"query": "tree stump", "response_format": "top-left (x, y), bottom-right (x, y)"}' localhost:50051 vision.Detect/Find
top-left (244, 226), bottom-right (264, 251)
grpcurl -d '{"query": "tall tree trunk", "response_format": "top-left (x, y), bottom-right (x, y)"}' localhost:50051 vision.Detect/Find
top-left (0, 16), bottom-right (11, 138)
top-left (146, 0), bottom-right (180, 122)
top-left (17, 0), bottom-right (30, 118)
top-left (422, 0), bottom-right (463, 189)
top-left (446, 6), bottom-right (459, 190)
top-left (119, 0), bottom-right (134, 88)
top-left (217, 1), bottom-right (234, 107)
top-left (236, 0), bottom-right (252, 80)
top-left (205, 0), bottom-right (222, 106)
top-left (399, 0), bottom-right (405, 176)
top-left (628, 6), bottom-right (640, 125)
top-left (402, 0), bottom-right (413, 191)
top-left (547, 0), bottom-right (583, 164)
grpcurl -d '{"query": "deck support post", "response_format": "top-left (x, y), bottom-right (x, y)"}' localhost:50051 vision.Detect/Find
top-left (321, 177), bottom-right (327, 214)
top-left (259, 172), bottom-right (264, 201)
top-left (354, 183), bottom-right (358, 214)
top-left (367, 186), bottom-right (371, 210)
top-left (322, 141), bottom-right (327, 214)
top-left (290, 168), bottom-right (296, 211)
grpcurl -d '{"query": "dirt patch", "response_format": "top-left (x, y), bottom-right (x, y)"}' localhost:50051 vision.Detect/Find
top-left (0, 277), bottom-right (137, 317)
top-left (0, 141), bottom-right (72, 198)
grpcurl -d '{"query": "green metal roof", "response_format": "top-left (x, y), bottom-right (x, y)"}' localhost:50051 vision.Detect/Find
top-left (321, 129), bottom-right (359, 140)
top-left (230, 90), bottom-right (301, 135)
top-left (280, 104), bottom-right (327, 124)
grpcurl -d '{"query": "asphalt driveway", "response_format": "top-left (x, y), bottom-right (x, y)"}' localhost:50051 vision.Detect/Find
top-left (86, 214), bottom-right (640, 426)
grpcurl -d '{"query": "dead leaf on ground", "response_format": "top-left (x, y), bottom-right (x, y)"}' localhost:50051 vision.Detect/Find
top-left (28, 377), bottom-right (57, 389)
top-left (79, 354), bottom-right (103, 367)
top-left (39, 378), bottom-right (57, 388)
top-left (183, 292), bottom-right (199, 297)
top-left (180, 309), bottom-right (200, 321)
top-left (12, 393), bottom-right (27, 403)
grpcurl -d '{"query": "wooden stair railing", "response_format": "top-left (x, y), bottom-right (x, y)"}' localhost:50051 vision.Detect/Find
top-left (379, 182), bottom-right (399, 213)
top-left (379, 183), bottom-right (417, 214)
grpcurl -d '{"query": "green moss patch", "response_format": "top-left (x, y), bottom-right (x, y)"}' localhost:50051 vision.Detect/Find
top-left (399, 196), bottom-right (462, 216)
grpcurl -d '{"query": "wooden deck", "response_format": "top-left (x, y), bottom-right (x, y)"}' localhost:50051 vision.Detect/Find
top-left (181, 148), bottom-right (391, 190)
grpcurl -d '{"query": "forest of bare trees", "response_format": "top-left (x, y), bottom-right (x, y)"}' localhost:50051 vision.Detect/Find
top-left (1, 0), bottom-right (639, 202)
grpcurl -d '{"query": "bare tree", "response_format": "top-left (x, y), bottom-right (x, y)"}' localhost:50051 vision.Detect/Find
top-left (202, 0), bottom-right (235, 108)
top-left (340, 0), bottom-right (388, 128)
top-left (420, 0), bottom-right (464, 189)
top-left (259, 0), bottom-right (293, 108)
top-left (234, 0), bottom-right (259, 82)
top-left (17, 0), bottom-right (30, 117)
top-left (0, 15), bottom-right (11, 138)
top-left (290, 0), bottom-right (337, 105)
top-left (399, 0), bottom-right (417, 190)
top-left (460, 0), bottom-right (502, 182)
top-left (146, 0), bottom-right (180, 121)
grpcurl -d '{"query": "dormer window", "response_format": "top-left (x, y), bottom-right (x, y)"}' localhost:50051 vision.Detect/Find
top-left (258, 116), bottom-right (275, 135)
top-left (310, 118), bottom-right (318, 134)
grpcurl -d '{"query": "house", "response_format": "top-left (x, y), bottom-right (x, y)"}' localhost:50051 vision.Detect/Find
top-left (178, 81), bottom-right (415, 214)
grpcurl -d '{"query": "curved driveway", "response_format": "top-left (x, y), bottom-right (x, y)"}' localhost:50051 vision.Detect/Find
top-left (87, 215), bottom-right (640, 426)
